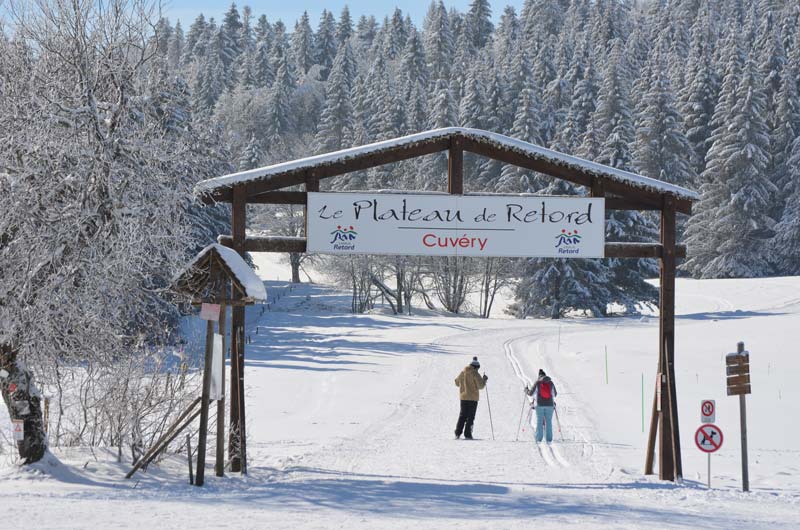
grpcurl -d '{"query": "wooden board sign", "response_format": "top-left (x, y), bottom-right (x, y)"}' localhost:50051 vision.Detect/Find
top-left (727, 374), bottom-right (751, 387)
top-left (726, 364), bottom-right (750, 376)
top-left (727, 384), bottom-right (751, 396)
top-left (726, 354), bottom-right (749, 366)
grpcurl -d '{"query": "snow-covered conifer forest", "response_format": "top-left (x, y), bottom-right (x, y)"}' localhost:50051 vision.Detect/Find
top-left (0, 0), bottom-right (799, 471)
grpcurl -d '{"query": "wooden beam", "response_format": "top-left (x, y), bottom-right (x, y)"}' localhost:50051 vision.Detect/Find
top-left (461, 135), bottom-right (593, 188)
top-left (605, 197), bottom-right (661, 211)
top-left (219, 235), bottom-right (307, 253)
top-left (239, 190), bottom-right (662, 211)
top-left (219, 236), bottom-right (685, 259)
top-left (230, 138), bottom-right (451, 197)
top-left (591, 178), bottom-right (605, 197)
top-left (249, 191), bottom-right (307, 204)
top-left (459, 136), bottom-right (692, 214)
top-left (448, 138), bottom-right (464, 194)
top-left (604, 243), bottom-right (686, 259)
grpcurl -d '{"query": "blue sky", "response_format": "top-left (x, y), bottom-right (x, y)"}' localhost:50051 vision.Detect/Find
top-left (163, 1), bottom-right (525, 28)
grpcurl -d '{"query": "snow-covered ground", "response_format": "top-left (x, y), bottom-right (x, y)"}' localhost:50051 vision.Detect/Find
top-left (1, 253), bottom-right (798, 529)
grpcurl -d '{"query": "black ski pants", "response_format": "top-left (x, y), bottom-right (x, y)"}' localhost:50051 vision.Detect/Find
top-left (455, 399), bottom-right (479, 438)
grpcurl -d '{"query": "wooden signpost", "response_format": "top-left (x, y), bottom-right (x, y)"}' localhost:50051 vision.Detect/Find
top-left (127, 244), bottom-right (265, 486)
top-left (726, 341), bottom-right (751, 492)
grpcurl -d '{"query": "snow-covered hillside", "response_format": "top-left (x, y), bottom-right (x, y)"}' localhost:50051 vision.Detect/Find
top-left (1, 257), bottom-right (798, 529)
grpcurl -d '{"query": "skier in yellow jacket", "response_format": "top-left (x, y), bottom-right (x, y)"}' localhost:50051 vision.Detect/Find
top-left (454, 356), bottom-right (488, 439)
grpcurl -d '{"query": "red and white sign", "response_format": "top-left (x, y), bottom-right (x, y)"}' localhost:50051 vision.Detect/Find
top-left (200, 303), bottom-right (221, 321)
top-left (307, 192), bottom-right (606, 258)
top-left (701, 399), bottom-right (715, 423)
top-left (695, 424), bottom-right (723, 453)
top-left (12, 419), bottom-right (24, 441)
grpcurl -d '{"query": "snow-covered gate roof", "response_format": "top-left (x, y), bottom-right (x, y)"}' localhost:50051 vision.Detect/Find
top-left (173, 244), bottom-right (266, 303)
top-left (195, 127), bottom-right (698, 214)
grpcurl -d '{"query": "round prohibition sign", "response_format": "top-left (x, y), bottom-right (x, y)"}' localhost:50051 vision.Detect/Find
top-left (701, 400), bottom-right (715, 418)
top-left (695, 424), bottom-right (723, 453)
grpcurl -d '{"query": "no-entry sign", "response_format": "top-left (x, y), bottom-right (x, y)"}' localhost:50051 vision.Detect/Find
top-left (701, 399), bottom-right (715, 423)
top-left (695, 424), bottom-right (723, 453)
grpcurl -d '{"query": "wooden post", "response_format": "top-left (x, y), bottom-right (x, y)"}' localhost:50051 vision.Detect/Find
top-left (187, 433), bottom-right (194, 485)
top-left (304, 175), bottom-right (319, 236)
top-left (194, 294), bottom-right (216, 487)
top-left (644, 384), bottom-right (658, 475)
top-left (659, 197), bottom-right (681, 481)
top-left (215, 280), bottom-right (227, 477)
top-left (646, 197), bottom-right (682, 480)
top-left (448, 139), bottom-right (463, 195)
top-left (229, 185), bottom-right (248, 473)
top-left (736, 342), bottom-right (750, 492)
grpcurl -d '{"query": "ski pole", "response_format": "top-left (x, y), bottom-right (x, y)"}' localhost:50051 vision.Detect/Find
top-left (515, 390), bottom-right (529, 441)
top-left (553, 402), bottom-right (564, 441)
top-left (484, 373), bottom-right (495, 440)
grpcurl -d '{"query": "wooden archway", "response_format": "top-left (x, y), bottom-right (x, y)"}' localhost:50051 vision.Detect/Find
top-left (196, 127), bottom-right (698, 481)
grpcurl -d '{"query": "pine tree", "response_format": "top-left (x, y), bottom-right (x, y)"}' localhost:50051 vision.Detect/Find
top-left (768, 136), bottom-right (800, 274)
top-left (356, 15), bottom-right (378, 51)
top-left (493, 6), bottom-right (519, 71)
top-left (167, 21), bottom-right (184, 70)
top-left (238, 135), bottom-right (265, 170)
top-left (314, 42), bottom-right (356, 153)
top-left (680, 15), bottom-right (721, 174)
top-left (685, 56), bottom-right (777, 278)
top-left (337, 6), bottom-right (353, 43)
top-left (314, 10), bottom-right (338, 79)
top-left (555, 44), bottom-right (598, 153)
top-left (467, 0), bottom-right (493, 49)
top-left (291, 11), bottom-right (314, 76)
top-left (265, 49), bottom-right (294, 144)
top-left (458, 66), bottom-right (485, 129)
top-left (768, 32), bottom-right (800, 193)
top-left (192, 49), bottom-right (225, 113)
top-left (400, 27), bottom-right (428, 92)
top-left (495, 87), bottom-right (543, 193)
top-left (219, 3), bottom-right (244, 82)
top-left (184, 14), bottom-right (208, 62)
top-left (423, 1), bottom-right (453, 83)
top-left (384, 8), bottom-right (407, 60)
top-left (254, 14), bottom-right (272, 44)
top-left (253, 35), bottom-right (274, 87)
top-left (634, 53), bottom-right (696, 187)
top-left (592, 39), bottom-right (635, 170)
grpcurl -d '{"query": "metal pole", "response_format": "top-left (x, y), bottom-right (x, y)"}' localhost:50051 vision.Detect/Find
top-left (515, 391), bottom-right (528, 442)
top-left (707, 453), bottom-right (710, 489)
top-left (484, 373), bottom-right (494, 441)
top-left (554, 403), bottom-right (564, 441)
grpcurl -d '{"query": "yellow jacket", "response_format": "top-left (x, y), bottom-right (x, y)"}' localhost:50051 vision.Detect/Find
top-left (454, 366), bottom-right (486, 401)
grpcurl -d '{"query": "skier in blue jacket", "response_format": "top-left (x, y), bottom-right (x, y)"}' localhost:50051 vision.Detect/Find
top-left (526, 369), bottom-right (558, 443)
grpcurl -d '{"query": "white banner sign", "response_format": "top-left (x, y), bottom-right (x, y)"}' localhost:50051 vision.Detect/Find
top-left (210, 333), bottom-right (224, 401)
top-left (307, 192), bottom-right (605, 258)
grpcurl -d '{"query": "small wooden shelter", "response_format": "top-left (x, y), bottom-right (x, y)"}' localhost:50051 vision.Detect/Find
top-left (127, 244), bottom-right (265, 485)
top-left (194, 127), bottom-right (698, 481)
